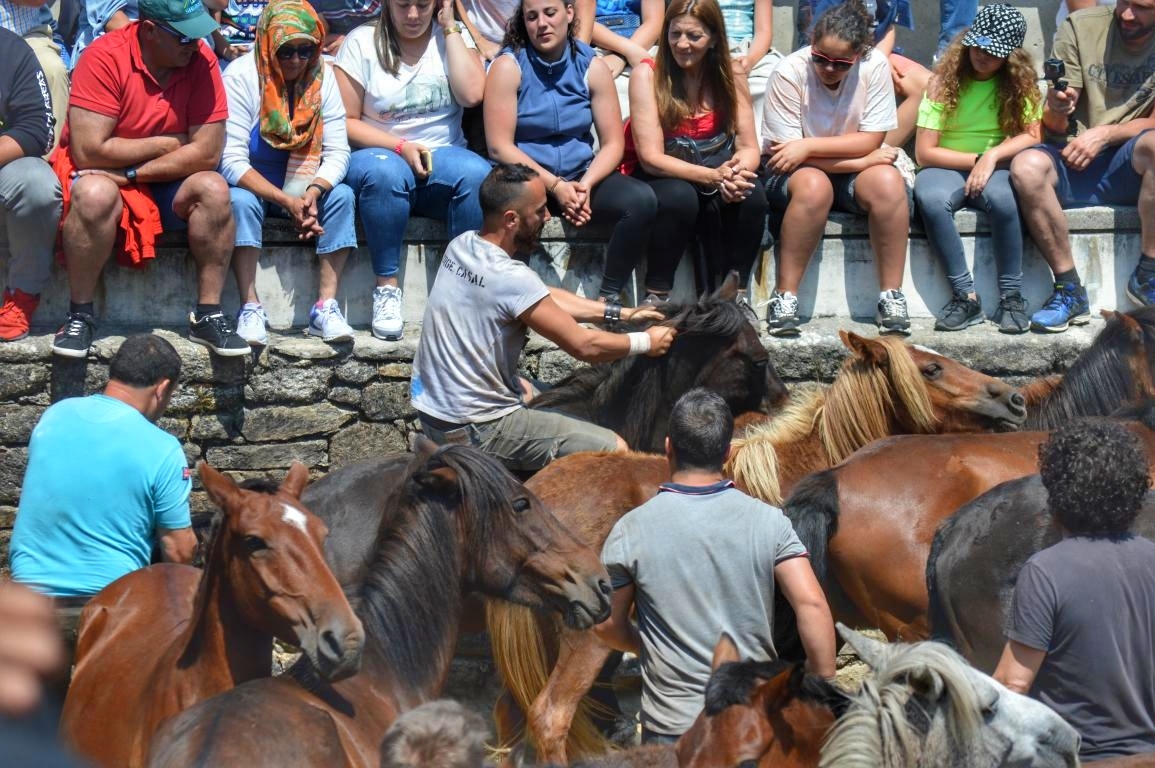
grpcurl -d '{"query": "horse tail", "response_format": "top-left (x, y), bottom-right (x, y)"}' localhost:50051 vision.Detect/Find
top-left (925, 515), bottom-right (959, 646)
top-left (783, 469), bottom-right (841, 581)
top-left (485, 601), bottom-right (609, 759)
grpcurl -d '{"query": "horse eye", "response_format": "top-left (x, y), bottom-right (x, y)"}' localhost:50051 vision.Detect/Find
top-left (512, 498), bottom-right (531, 514)
top-left (982, 700), bottom-right (999, 719)
top-left (243, 535), bottom-right (268, 553)
top-left (737, 761), bottom-right (759, 768)
top-left (922, 363), bottom-right (942, 379)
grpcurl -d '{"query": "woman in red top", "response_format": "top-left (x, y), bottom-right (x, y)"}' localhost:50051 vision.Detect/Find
top-left (625, 0), bottom-right (766, 316)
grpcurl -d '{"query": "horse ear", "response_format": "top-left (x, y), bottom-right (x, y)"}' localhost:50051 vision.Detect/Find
top-left (199, 461), bottom-right (243, 512)
top-left (278, 462), bottom-right (310, 500)
top-left (711, 632), bottom-right (741, 670)
top-left (412, 433), bottom-right (440, 460)
top-left (836, 622), bottom-right (888, 670)
top-left (1116, 310), bottom-right (1143, 338)
top-left (711, 270), bottom-right (741, 303)
top-left (841, 331), bottom-right (890, 365)
top-left (412, 465), bottom-right (460, 499)
top-left (1101, 309), bottom-right (1118, 322)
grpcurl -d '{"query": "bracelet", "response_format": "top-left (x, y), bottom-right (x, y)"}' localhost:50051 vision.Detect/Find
top-left (307, 183), bottom-right (327, 196)
top-left (443, 24), bottom-right (461, 35)
top-left (603, 301), bottom-right (622, 324)
top-left (626, 331), bottom-right (651, 356)
top-left (549, 176), bottom-right (562, 193)
top-left (394, 138), bottom-right (408, 155)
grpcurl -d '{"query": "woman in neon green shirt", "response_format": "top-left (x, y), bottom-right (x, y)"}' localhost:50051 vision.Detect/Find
top-left (913, 4), bottom-right (1041, 333)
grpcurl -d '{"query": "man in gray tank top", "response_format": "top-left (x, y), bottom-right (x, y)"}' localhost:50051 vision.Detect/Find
top-left (596, 388), bottom-right (837, 742)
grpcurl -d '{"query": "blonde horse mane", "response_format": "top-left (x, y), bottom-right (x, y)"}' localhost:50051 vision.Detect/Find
top-left (818, 641), bottom-right (983, 768)
top-left (727, 337), bottom-right (938, 505)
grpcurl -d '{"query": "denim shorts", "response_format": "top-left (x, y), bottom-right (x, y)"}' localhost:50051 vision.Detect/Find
top-left (1032, 128), bottom-right (1151, 208)
top-left (764, 166), bottom-right (912, 215)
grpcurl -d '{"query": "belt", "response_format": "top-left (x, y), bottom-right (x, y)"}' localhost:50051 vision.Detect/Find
top-left (419, 412), bottom-right (471, 432)
top-left (53, 596), bottom-right (94, 609)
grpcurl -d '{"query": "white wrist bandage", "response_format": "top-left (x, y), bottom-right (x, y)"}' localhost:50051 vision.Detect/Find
top-left (627, 331), bottom-right (651, 356)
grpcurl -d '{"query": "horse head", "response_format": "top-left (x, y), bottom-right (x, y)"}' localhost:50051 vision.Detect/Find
top-left (407, 438), bottom-right (611, 630)
top-left (196, 462), bottom-right (364, 682)
top-left (675, 634), bottom-right (845, 768)
top-left (828, 624), bottom-right (1080, 768)
top-left (836, 331), bottom-right (1026, 442)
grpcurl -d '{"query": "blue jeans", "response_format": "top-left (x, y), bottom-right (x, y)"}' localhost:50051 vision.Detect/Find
top-left (229, 183), bottom-right (357, 255)
top-left (914, 166), bottom-right (1022, 296)
top-left (344, 145), bottom-right (489, 278)
top-left (938, 0), bottom-right (977, 55)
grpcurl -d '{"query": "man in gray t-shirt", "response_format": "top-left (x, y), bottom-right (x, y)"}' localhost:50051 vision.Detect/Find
top-left (596, 388), bottom-right (836, 741)
top-left (995, 418), bottom-right (1155, 761)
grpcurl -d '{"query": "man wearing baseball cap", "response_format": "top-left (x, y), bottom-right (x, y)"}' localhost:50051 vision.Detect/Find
top-left (49, 0), bottom-right (249, 359)
top-left (1009, 0), bottom-right (1155, 332)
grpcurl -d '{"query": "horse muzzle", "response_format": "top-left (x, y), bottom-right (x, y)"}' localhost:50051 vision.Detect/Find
top-left (306, 619), bottom-right (365, 682)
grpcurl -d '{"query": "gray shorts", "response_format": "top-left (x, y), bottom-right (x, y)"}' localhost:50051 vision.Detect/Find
top-left (419, 407), bottom-right (619, 473)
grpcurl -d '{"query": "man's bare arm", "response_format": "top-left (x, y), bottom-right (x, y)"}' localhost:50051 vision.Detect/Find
top-left (158, 527), bottom-right (197, 564)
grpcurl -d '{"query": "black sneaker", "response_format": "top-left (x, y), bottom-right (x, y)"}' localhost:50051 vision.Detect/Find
top-left (934, 292), bottom-right (984, 331)
top-left (992, 293), bottom-right (1030, 334)
top-left (766, 290), bottom-right (801, 337)
top-left (189, 311), bottom-right (250, 357)
top-left (52, 312), bottom-right (96, 358)
top-left (876, 289), bottom-right (912, 336)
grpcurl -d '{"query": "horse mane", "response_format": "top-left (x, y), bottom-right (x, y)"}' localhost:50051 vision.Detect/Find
top-left (704, 658), bottom-right (849, 721)
top-left (1024, 308), bottom-right (1155, 429)
top-left (350, 445), bottom-right (514, 694)
top-left (728, 337), bottom-right (935, 504)
top-left (819, 641), bottom-right (983, 768)
top-left (528, 298), bottom-right (748, 438)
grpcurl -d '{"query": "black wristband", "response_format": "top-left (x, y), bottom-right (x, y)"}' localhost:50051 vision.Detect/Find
top-left (125, 167), bottom-right (138, 183)
top-left (603, 301), bottom-right (622, 323)
top-left (307, 183), bottom-right (327, 196)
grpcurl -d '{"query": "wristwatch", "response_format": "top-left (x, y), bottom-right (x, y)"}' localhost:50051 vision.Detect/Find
top-left (125, 167), bottom-right (138, 183)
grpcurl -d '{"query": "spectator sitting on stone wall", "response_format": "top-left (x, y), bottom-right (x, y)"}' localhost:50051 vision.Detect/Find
top-left (1010, 0), bottom-right (1155, 333)
top-left (221, 0), bottom-right (358, 346)
top-left (379, 700), bottom-right (494, 768)
top-left (0, 0), bottom-right (69, 151)
top-left (11, 334), bottom-right (196, 599)
top-left (0, 27), bottom-right (62, 342)
top-left (50, 0), bottom-right (249, 359)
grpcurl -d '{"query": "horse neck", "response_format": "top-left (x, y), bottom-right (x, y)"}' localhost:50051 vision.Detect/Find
top-left (177, 537), bottom-right (272, 685)
top-left (763, 699), bottom-right (835, 766)
top-left (354, 495), bottom-right (465, 704)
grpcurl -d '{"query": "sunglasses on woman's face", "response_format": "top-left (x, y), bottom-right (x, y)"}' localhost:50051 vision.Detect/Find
top-left (276, 44), bottom-right (317, 61)
top-left (810, 49), bottom-right (856, 71)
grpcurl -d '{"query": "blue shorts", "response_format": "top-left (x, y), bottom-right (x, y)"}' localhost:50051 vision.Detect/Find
top-left (148, 179), bottom-right (188, 231)
top-left (1034, 129), bottom-right (1151, 208)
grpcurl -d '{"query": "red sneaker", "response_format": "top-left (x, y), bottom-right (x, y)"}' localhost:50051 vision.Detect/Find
top-left (0, 289), bottom-right (40, 341)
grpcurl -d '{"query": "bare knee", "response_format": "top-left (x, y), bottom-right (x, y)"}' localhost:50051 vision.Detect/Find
top-left (68, 175), bottom-right (122, 223)
top-left (787, 169), bottom-right (834, 210)
top-left (1010, 150), bottom-right (1056, 197)
top-left (855, 165), bottom-right (907, 212)
top-left (1133, 131), bottom-right (1155, 176)
top-left (175, 172), bottom-right (232, 219)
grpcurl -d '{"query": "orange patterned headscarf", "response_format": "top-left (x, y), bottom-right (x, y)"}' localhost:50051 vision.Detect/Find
top-left (256, 0), bottom-right (326, 191)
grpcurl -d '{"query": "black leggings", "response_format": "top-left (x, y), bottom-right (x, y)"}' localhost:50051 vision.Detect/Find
top-left (634, 174), bottom-right (769, 293)
top-left (586, 171), bottom-right (660, 299)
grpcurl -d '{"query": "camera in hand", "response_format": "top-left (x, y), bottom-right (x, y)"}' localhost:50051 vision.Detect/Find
top-left (1044, 57), bottom-right (1068, 91)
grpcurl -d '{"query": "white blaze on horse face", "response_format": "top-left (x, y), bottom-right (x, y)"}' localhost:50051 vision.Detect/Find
top-left (280, 503), bottom-right (308, 534)
top-left (912, 344), bottom-right (943, 356)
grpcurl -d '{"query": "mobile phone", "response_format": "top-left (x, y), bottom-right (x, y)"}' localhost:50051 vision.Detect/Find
top-left (419, 149), bottom-right (433, 173)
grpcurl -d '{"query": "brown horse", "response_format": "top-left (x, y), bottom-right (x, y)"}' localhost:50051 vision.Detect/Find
top-left (146, 441), bottom-right (611, 767)
top-left (673, 635), bottom-right (845, 768)
top-left (60, 462), bottom-right (363, 768)
top-left (488, 332), bottom-right (1027, 765)
top-left (782, 308), bottom-right (1155, 648)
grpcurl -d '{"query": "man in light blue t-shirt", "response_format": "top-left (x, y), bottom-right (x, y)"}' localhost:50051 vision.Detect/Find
top-left (11, 334), bottom-right (196, 598)
top-left (596, 388), bottom-right (836, 742)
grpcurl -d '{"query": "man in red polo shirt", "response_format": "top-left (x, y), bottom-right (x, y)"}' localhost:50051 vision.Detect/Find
top-left (51, 0), bottom-right (247, 358)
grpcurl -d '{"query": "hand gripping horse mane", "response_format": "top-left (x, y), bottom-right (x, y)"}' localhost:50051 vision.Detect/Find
top-left (487, 333), bottom-right (1027, 765)
top-left (60, 462), bottom-right (363, 768)
top-left (529, 272), bottom-right (787, 452)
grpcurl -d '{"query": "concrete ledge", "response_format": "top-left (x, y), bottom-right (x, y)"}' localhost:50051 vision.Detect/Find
top-left (7, 205), bottom-right (1140, 332)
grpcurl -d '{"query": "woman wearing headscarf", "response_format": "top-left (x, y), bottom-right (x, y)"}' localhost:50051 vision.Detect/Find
top-left (220, 0), bottom-right (358, 345)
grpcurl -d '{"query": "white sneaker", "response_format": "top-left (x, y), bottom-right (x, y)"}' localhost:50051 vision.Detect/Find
top-left (372, 285), bottom-right (403, 340)
top-left (307, 298), bottom-right (354, 342)
top-left (235, 302), bottom-right (268, 346)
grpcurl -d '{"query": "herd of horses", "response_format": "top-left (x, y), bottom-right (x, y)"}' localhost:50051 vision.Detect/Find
top-left (53, 276), bottom-right (1155, 767)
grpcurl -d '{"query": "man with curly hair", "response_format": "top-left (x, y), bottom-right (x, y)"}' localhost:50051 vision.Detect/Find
top-left (994, 418), bottom-right (1155, 761)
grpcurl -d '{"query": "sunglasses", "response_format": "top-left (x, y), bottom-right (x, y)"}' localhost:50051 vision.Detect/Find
top-left (810, 49), bottom-right (856, 71)
top-left (152, 21), bottom-right (195, 45)
top-left (276, 44), bottom-right (318, 61)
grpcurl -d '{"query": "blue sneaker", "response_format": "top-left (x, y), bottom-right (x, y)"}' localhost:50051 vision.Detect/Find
top-left (1030, 282), bottom-right (1090, 333)
top-left (1126, 270), bottom-right (1155, 307)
